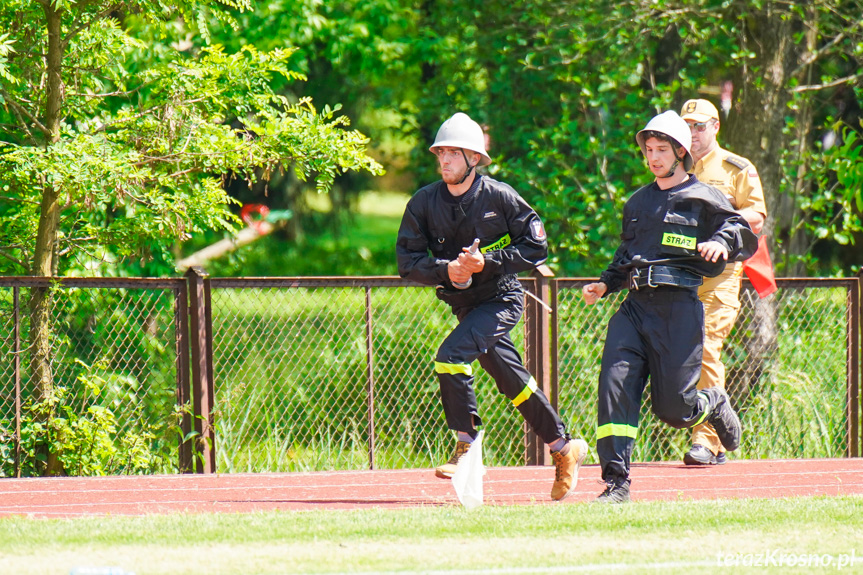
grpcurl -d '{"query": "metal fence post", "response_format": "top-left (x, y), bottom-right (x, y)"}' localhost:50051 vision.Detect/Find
top-left (852, 270), bottom-right (862, 457)
top-left (550, 277), bottom-right (560, 425)
top-left (186, 266), bottom-right (216, 473)
top-left (365, 285), bottom-right (376, 470)
top-left (524, 265), bottom-right (555, 465)
top-left (175, 281), bottom-right (194, 472)
top-left (13, 286), bottom-right (21, 478)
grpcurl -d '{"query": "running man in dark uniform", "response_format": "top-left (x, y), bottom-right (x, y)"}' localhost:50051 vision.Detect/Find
top-left (397, 112), bottom-right (588, 501)
top-left (583, 110), bottom-right (757, 503)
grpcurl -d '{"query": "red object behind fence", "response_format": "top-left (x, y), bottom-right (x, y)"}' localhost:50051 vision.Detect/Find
top-left (240, 204), bottom-right (271, 234)
top-left (743, 236), bottom-right (778, 298)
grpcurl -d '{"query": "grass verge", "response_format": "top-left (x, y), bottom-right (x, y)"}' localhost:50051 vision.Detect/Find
top-left (1, 496), bottom-right (861, 574)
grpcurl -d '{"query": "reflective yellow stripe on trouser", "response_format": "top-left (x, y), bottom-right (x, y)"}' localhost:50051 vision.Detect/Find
top-left (434, 361), bottom-right (473, 376)
top-left (511, 376), bottom-right (538, 407)
top-left (596, 423), bottom-right (639, 440)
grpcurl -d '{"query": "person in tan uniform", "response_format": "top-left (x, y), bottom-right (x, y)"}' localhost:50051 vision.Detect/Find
top-left (680, 99), bottom-right (767, 465)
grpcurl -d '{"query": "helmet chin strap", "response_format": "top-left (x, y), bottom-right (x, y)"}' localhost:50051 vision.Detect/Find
top-left (456, 149), bottom-right (477, 185)
top-left (661, 157), bottom-right (680, 179)
top-left (660, 147), bottom-right (685, 178)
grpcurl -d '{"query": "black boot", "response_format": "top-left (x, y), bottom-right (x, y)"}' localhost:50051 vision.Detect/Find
top-left (594, 477), bottom-right (631, 504)
top-left (684, 444), bottom-right (718, 465)
top-left (702, 388), bottom-right (741, 451)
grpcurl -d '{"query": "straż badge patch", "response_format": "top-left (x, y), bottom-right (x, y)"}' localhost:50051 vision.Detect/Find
top-left (530, 220), bottom-right (546, 241)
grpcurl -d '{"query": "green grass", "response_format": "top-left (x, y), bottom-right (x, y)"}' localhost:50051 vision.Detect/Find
top-left (2, 496), bottom-right (861, 574)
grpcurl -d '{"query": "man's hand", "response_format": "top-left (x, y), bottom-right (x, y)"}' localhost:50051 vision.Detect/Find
top-left (697, 240), bottom-right (729, 263)
top-left (582, 282), bottom-right (608, 305)
top-left (457, 247), bottom-right (484, 274)
top-left (448, 259), bottom-right (473, 285)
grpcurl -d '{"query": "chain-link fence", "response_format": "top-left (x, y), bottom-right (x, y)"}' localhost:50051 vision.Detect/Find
top-left (0, 279), bottom-right (186, 477)
top-left (555, 278), bottom-right (860, 466)
top-left (207, 275), bottom-right (860, 472)
top-left (1, 274), bottom-right (860, 476)
top-left (208, 278), bottom-right (534, 473)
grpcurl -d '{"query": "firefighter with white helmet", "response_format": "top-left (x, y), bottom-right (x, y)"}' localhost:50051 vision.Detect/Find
top-left (582, 110), bottom-right (758, 503)
top-left (635, 110), bottom-right (694, 174)
top-left (428, 112), bottom-right (492, 182)
top-left (397, 112), bottom-right (589, 501)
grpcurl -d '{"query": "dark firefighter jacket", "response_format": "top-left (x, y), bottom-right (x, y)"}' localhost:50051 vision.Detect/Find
top-left (600, 175), bottom-right (758, 295)
top-left (396, 175), bottom-right (548, 307)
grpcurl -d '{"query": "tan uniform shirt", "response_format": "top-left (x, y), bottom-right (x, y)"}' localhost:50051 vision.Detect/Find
top-left (692, 145), bottom-right (767, 305)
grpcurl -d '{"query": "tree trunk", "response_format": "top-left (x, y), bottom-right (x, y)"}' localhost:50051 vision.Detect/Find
top-left (721, 2), bottom-right (804, 408)
top-left (29, 3), bottom-right (65, 475)
top-left (723, 2), bottom-right (809, 271)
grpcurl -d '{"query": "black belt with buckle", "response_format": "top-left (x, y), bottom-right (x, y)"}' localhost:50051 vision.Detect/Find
top-left (629, 265), bottom-right (703, 291)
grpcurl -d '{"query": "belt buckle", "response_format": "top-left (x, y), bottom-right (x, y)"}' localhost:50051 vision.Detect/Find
top-left (630, 268), bottom-right (640, 291)
top-left (647, 265), bottom-right (657, 288)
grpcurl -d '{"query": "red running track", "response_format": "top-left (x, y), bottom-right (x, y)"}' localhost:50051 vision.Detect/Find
top-left (1, 459), bottom-right (861, 518)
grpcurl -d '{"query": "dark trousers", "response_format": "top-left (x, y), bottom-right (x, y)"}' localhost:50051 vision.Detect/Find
top-left (435, 289), bottom-right (567, 444)
top-left (597, 287), bottom-right (707, 482)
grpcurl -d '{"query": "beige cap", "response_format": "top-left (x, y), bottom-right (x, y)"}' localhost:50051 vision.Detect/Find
top-left (680, 99), bottom-right (719, 122)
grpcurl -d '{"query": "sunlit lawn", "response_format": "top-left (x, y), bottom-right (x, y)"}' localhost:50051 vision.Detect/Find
top-left (2, 496), bottom-right (861, 574)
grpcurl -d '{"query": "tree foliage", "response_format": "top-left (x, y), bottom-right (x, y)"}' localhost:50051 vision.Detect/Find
top-left (0, 0), bottom-right (382, 277)
top-left (407, 0), bottom-right (863, 276)
top-left (1, 0), bottom-right (861, 278)
top-left (0, 0), bottom-right (385, 474)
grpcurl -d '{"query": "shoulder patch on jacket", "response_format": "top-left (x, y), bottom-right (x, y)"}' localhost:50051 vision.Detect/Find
top-left (530, 220), bottom-right (546, 241)
top-left (723, 154), bottom-right (750, 170)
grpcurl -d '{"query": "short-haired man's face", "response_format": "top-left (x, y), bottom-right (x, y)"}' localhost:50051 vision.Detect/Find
top-left (686, 119), bottom-right (719, 160)
top-left (643, 136), bottom-right (685, 179)
top-left (434, 146), bottom-right (479, 185)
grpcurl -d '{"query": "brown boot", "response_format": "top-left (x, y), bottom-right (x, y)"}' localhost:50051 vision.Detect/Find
top-left (550, 439), bottom-right (588, 501)
top-left (435, 441), bottom-right (471, 479)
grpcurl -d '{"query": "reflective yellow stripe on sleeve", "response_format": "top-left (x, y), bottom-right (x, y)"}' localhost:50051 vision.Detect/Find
top-left (596, 423), bottom-right (639, 440)
top-left (434, 361), bottom-right (473, 376)
top-left (511, 376), bottom-right (538, 407)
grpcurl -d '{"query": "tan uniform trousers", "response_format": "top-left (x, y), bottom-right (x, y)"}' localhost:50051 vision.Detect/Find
top-left (693, 263), bottom-right (743, 454)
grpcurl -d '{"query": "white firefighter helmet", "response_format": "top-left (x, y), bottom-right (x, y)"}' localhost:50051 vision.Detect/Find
top-left (635, 110), bottom-right (693, 172)
top-left (429, 112), bottom-right (492, 166)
